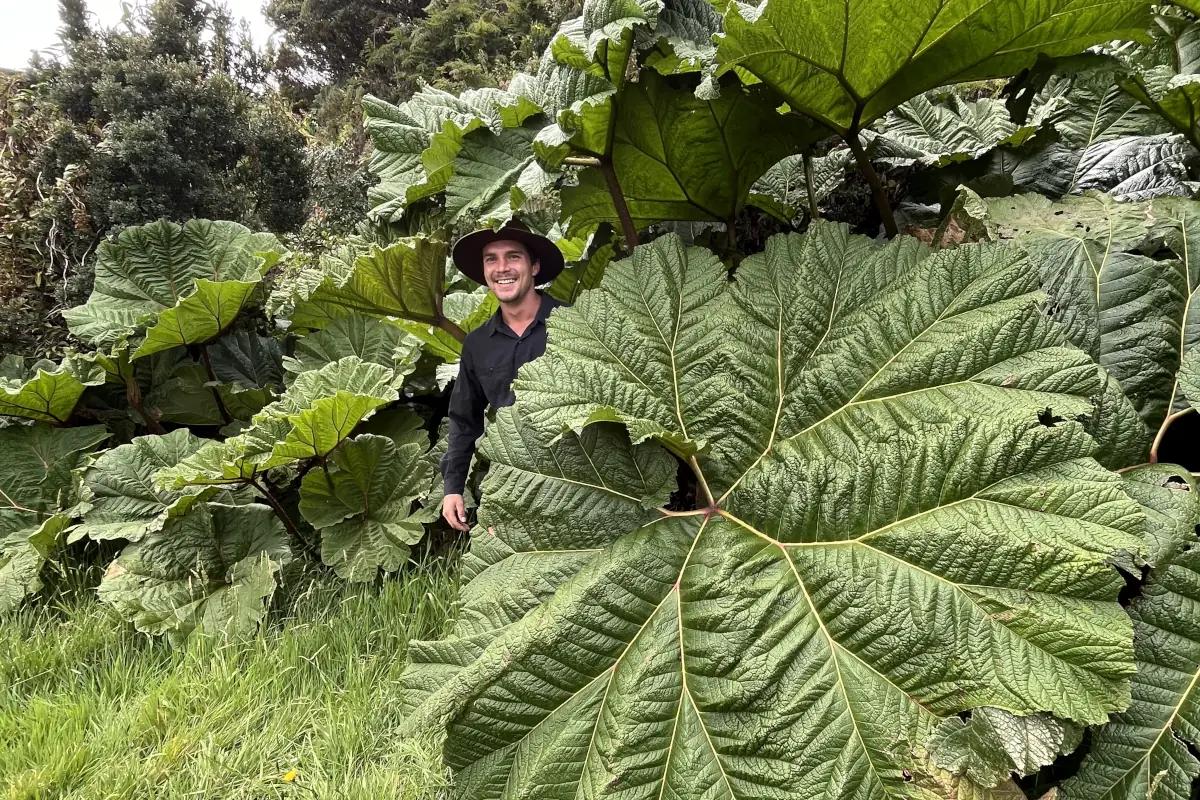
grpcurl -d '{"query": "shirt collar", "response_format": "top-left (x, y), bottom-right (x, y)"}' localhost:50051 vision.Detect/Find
top-left (486, 291), bottom-right (558, 336)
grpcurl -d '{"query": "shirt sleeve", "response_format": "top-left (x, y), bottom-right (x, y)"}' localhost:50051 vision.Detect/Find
top-left (441, 342), bottom-right (487, 495)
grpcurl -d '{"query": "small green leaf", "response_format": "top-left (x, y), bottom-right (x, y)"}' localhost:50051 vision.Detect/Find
top-left (929, 708), bottom-right (1082, 787)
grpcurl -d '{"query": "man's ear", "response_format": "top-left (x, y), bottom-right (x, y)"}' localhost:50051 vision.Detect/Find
top-left (532, 259), bottom-right (540, 277)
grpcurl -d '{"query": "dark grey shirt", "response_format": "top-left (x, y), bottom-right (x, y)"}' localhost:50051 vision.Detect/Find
top-left (441, 292), bottom-right (564, 494)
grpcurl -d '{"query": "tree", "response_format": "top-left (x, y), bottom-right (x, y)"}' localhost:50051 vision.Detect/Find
top-left (0, 0), bottom-right (311, 356)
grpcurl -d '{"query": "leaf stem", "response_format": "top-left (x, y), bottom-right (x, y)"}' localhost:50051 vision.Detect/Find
top-left (803, 151), bottom-right (819, 220)
top-left (0, 485), bottom-right (39, 514)
top-left (197, 345), bottom-right (233, 426)
top-left (844, 130), bottom-right (897, 237)
top-left (436, 317), bottom-right (467, 343)
top-left (1150, 407), bottom-right (1196, 463)
top-left (247, 476), bottom-right (312, 557)
top-left (123, 372), bottom-right (166, 434)
top-left (657, 508), bottom-right (707, 518)
top-left (688, 455), bottom-right (715, 510)
top-left (600, 157), bottom-right (640, 250)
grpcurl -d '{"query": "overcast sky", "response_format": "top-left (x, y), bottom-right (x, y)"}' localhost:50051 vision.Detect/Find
top-left (0, 0), bottom-right (276, 70)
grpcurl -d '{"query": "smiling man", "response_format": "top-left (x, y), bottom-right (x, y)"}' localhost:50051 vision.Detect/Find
top-left (440, 219), bottom-right (566, 532)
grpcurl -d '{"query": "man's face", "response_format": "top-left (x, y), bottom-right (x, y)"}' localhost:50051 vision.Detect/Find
top-left (481, 239), bottom-right (540, 303)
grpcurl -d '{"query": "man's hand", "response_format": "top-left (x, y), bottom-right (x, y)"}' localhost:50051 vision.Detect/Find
top-left (442, 493), bottom-right (470, 532)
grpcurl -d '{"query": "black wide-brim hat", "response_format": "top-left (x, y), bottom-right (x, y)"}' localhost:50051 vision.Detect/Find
top-left (451, 219), bottom-right (566, 286)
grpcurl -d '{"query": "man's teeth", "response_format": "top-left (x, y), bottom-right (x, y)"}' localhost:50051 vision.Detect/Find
top-left (496, 278), bottom-right (516, 284)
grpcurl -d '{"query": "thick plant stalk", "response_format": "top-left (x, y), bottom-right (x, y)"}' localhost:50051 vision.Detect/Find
top-left (123, 373), bottom-right (166, 434)
top-left (248, 476), bottom-right (315, 559)
top-left (600, 157), bottom-right (640, 249)
top-left (845, 130), bottom-right (897, 237)
top-left (437, 317), bottom-right (466, 343)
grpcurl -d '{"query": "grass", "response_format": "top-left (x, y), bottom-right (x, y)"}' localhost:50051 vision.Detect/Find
top-left (0, 558), bottom-right (461, 800)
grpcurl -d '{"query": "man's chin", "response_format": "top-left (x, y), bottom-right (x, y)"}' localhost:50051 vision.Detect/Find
top-left (493, 286), bottom-right (527, 303)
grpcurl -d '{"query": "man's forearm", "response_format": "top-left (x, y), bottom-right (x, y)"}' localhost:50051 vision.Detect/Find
top-left (440, 426), bottom-right (475, 496)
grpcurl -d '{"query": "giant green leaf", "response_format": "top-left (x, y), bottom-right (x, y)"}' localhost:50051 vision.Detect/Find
top-left (0, 356), bottom-right (105, 424)
top-left (298, 434), bottom-right (433, 581)
top-left (561, 72), bottom-right (818, 236)
top-left (364, 86), bottom-right (543, 222)
top-left (534, 0), bottom-right (660, 157)
top-left (0, 424), bottom-right (109, 516)
top-left (1119, 9), bottom-right (1200, 150)
top-left (399, 405), bottom-right (677, 716)
top-left (1006, 64), bottom-right (1175, 199)
top-left (157, 357), bottom-right (400, 488)
top-left (74, 430), bottom-right (214, 543)
top-left (207, 331), bottom-right (284, 392)
top-left (871, 94), bottom-right (1039, 168)
top-left (289, 238), bottom-right (450, 332)
top-left (0, 425), bottom-right (107, 612)
top-left (1148, 197), bottom-right (1200, 424)
top-left (971, 192), bottom-right (1170, 458)
top-left (445, 123), bottom-right (557, 226)
top-left (282, 314), bottom-right (422, 382)
top-left (98, 502), bottom-right (291, 643)
top-left (716, 0), bottom-right (1152, 134)
top-left (1182, 349), bottom-right (1200, 412)
top-left (63, 219), bottom-right (283, 355)
top-left (403, 225), bottom-right (1148, 799)
top-left (974, 192), bottom-right (1200, 463)
top-left (748, 150), bottom-right (854, 223)
top-left (143, 362), bottom-right (274, 427)
top-left (1062, 467), bottom-right (1200, 800)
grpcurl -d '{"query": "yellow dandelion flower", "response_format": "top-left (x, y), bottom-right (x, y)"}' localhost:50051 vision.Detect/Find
top-left (282, 769), bottom-right (298, 783)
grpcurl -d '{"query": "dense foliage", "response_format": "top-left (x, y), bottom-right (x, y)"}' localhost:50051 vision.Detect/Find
top-left (4, 0), bottom-right (1200, 797)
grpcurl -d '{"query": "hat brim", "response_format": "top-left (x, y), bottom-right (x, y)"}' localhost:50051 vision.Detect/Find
top-left (451, 226), bottom-right (565, 286)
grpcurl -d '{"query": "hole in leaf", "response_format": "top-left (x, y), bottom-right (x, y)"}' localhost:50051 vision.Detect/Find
top-left (667, 456), bottom-right (699, 512)
top-left (1163, 475), bottom-right (1191, 491)
top-left (1016, 727), bottom-right (1091, 796)
top-left (1157, 411), bottom-right (1200, 471)
top-left (1116, 562), bottom-right (1150, 606)
top-left (1037, 407), bottom-right (1064, 427)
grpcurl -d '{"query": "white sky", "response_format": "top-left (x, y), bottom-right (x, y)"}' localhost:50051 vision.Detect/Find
top-left (0, 0), bottom-right (276, 70)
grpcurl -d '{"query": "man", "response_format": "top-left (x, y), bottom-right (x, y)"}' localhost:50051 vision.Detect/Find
top-left (440, 219), bottom-right (566, 531)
